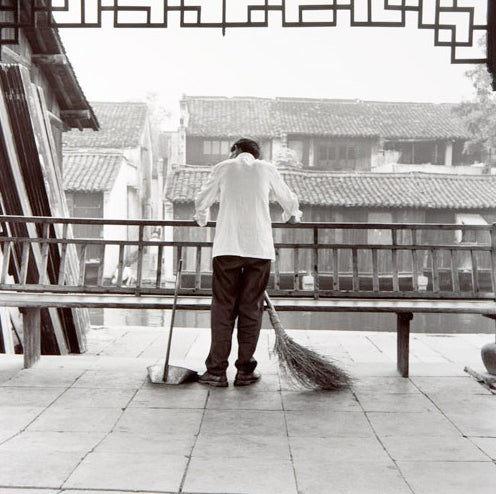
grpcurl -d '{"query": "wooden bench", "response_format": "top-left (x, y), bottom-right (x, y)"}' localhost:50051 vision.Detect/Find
top-left (1, 215), bottom-right (496, 376)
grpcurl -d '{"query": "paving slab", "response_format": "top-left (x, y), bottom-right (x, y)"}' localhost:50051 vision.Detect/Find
top-left (367, 411), bottom-right (461, 437)
top-left (289, 436), bottom-right (390, 462)
top-left (130, 385), bottom-right (208, 408)
top-left (1, 328), bottom-right (496, 494)
top-left (410, 376), bottom-right (493, 395)
top-left (193, 433), bottom-right (291, 460)
top-left (26, 407), bottom-right (123, 433)
top-left (115, 408), bottom-right (203, 435)
top-left (0, 490), bottom-right (59, 494)
top-left (398, 461), bottom-right (496, 494)
top-left (50, 387), bottom-right (137, 409)
top-left (380, 434), bottom-right (491, 461)
top-left (0, 431), bottom-right (105, 454)
top-left (281, 389), bottom-right (360, 411)
top-left (0, 407), bottom-right (45, 433)
top-left (200, 409), bottom-right (287, 436)
top-left (471, 437), bottom-right (496, 460)
top-left (206, 388), bottom-right (284, 410)
top-left (293, 459), bottom-right (411, 494)
top-left (355, 391), bottom-right (437, 412)
top-left (0, 449), bottom-right (84, 488)
top-left (63, 451), bottom-right (187, 491)
top-left (72, 369), bottom-right (147, 388)
top-left (0, 387), bottom-right (66, 407)
top-left (286, 410), bottom-right (374, 437)
top-left (183, 457), bottom-right (297, 494)
top-left (3, 369), bottom-right (84, 387)
top-left (94, 431), bottom-right (195, 455)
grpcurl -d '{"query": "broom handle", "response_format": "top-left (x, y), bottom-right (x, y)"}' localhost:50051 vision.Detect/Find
top-left (264, 291), bottom-right (276, 312)
top-left (163, 257), bottom-right (183, 381)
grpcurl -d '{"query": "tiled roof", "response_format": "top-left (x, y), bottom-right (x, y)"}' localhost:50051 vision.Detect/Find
top-left (63, 153), bottom-right (124, 192)
top-left (184, 96), bottom-right (277, 138)
top-left (183, 96), bottom-right (469, 140)
top-left (165, 166), bottom-right (496, 210)
top-left (62, 102), bottom-right (148, 148)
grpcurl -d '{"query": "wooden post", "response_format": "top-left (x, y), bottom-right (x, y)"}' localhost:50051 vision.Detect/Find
top-left (23, 308), bottom-right (41, 368)
top-left (397, 312), bottom-right (413, 378)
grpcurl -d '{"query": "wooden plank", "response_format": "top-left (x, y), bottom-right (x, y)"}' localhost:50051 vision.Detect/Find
top-left (195, 246), bottom-right (202, 289)
top-left (450, 249), bottom-right (460, 294)
top-left (23, 308), bottom-right (41, 368)
top-left (135, 225), bottom-right (144, 292)
top-left (293, 247), bottom-right (299, 290)
top-left (313, 227), bottom-right (319, 299)
top-left (491, 226), bottom-right (496, 294)
top-left (397, 312), bottom-right (413, 378)
top-left (392, 230), bottom-right (399, 292)
top-left (57, 224), bottom-right (68, 285)
top-left (332, 248), bottom-right (339, 290)
top-left (352, 248), bottom-right (359, 291)
top-left (96, 244), bottom-right (105, 286)
top-left (411, 231), bottom-right (419, 291)
top-left (156, 244), bottom-right (164, 288)
top-left (20, 241), bottom-right (30, 284)
top-left (0, 292), bottom-right (495, 314)
top-left (0, 241), bottom-right (11, 285)
top-left (78, 244), bottom-right (87, 286)
top-left (274, 248), bottom-right (280, 290)
top-left (0, 307), bottom-right (15, 353)
top-left (431, 249), bottom-right (440, 293)
top-left (116, 245), bottom-right (125, 285)
top-left (372, 248), bottom-right (379, 292)
top-left (471, 249), bottom-right (480, 294)
top-left (39, 223), bottom-right (50, 285)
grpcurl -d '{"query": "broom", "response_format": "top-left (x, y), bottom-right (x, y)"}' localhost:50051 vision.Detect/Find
top-left (264, 292), bottom-right (352, 391)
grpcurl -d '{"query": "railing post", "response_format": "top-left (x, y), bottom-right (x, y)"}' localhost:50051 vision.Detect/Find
top-left (313, 227), bottom-right (319, 299)
top-left (397, 312), bottom-right (413, 378)
top-left (490, 224), bottom-right (496, 296)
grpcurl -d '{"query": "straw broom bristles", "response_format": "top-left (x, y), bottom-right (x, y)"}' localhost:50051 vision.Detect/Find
top-left (264, 293), bottom-right (353, 391)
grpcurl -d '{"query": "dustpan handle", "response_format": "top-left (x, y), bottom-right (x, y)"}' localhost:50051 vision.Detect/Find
top-left (163, 257), bottom-right (183, 381)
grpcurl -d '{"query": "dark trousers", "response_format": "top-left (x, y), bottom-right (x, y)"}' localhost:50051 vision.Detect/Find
top-left (206, 255), bottom-right (272, 375)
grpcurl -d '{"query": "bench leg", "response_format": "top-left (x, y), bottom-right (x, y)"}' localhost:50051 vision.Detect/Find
top-left (23, 308), bottom-right (41, 369)
top-left (397, 312), bottom-right (413, 378)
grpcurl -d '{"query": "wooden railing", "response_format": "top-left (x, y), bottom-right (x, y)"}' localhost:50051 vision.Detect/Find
top-left (1, 215), bottom-right (495, 300)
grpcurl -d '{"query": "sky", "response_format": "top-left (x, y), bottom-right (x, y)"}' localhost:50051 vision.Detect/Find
top-left (58, 9), bottom-right (485, 129)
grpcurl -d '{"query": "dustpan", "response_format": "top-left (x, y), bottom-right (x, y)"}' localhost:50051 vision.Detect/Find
top-left (147, 258), bottom-right (199, 384)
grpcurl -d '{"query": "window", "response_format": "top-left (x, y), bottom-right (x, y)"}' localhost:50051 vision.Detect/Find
top-left (203, 140), bottom-right (230, 158)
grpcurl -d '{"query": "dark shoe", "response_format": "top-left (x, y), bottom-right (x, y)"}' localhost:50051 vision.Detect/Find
top-left (198, 371), bottom-right (228, 387)
top-left (234, 370), bottom-right (261, 386)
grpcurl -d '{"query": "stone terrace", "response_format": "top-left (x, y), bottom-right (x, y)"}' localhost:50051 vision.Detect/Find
top-left (0, 325), bottom-right (495, 494)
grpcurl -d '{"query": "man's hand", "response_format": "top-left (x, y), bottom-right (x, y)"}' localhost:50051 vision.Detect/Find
top-left (286, 215), bottom-right (298, 225)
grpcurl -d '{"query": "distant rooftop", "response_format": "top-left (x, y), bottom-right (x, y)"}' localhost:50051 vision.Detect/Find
top-left (63, 152), bottom-right (126, 192)
top-left (166, 166), bottom-right (496, 210)
top-left (182, 96), bottom-right (469, 140)
top-left (63, 102), bottom-right (148, 149)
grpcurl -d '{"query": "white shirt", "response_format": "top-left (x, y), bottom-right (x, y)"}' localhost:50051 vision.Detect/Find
top-left (194, 152), bottom-right (302, 260)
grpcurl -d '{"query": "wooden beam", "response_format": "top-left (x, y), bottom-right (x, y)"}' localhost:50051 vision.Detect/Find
top-left (488, 0), bottom-right (496, 91)
top-left (23, 308), bottom-right (41, 368)
top-left (60, 109), bottom-right (91, 120)
top-left (397, 312), bottom-right (413, 378)
top-left (32, 54), bottom-right (68, 66)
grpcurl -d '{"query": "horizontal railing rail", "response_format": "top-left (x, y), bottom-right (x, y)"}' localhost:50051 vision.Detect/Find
top-left (1, 215), bottom-right (495, 300)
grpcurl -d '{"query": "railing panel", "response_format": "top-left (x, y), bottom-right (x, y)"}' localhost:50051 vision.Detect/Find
top-left (0, 216), bottom-right (494, 300)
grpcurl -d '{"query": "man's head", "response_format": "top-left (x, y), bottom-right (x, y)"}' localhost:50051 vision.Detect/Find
top-left (230, 138), bottom-right (261, 159)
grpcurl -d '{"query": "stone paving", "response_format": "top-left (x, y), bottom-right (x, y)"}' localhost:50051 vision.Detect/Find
top-left (0, 324), bottom-right (496, 494)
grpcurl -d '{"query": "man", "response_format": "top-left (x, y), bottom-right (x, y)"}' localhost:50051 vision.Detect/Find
top-left (194, 137), bottom-right (302, 387)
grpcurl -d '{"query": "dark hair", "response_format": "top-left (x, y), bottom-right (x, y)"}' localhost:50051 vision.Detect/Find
top-left (231, 138), bottom-right (261, 159)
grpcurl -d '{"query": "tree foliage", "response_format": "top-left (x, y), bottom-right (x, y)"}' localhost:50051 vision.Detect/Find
top-left (453, 56), bottom-right (496, 161)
